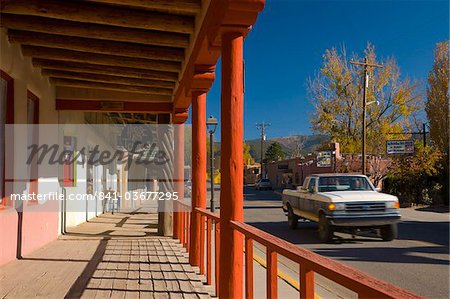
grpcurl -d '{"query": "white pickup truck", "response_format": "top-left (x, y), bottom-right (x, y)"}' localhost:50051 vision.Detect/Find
top-left (282, 174), bottom-right (401, 242)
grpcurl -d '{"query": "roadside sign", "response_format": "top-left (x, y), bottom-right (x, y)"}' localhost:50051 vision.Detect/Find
top-left (317, 151), bottom-right (332, 167)
top-left (386, 140), bottom-right (414, 154)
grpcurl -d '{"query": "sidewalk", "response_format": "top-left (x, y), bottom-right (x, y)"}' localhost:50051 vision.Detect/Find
top-left (0, 210), bottom-right (211, 299)
top-left (0, 207), bottom-right (353, 299)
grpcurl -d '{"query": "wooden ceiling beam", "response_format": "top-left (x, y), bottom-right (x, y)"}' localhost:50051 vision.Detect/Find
top-left (50, 78), bottom-right (174, 95)
top-left (33, 59), bottom-right (179, 82)
top-left (42, 69), bottom-right (175, 89)
top-left (56, 99), bottom-right (173, 113)
top-left (56, 87), bottom-right (172, 102)
top-left (1, 14), bottom-right (190, 48)
top-left (0, 0), bottom-right (195, 34)
top-left (109, 116), bottom-right (157, 124)
top-left (8, 30), bottom-right (185, 61)
top-left (21, 46), bottom-right (181, 72)
top-left (83, 0), bottom-right (201, 15)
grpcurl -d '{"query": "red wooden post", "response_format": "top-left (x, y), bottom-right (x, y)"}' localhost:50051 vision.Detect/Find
top-left (267, 248), bottom-right (278, 299)
top-left (206, 217), bottom-right (212, 284)
top-left (185, 210), bottom-right (188, 248)
top-left (245, 237), bottom-right (254, 299)
top-left (200, 215), bottom-right (205, 274)
top-left (187, 211), bottom-right (191, 251)
top-left (190, 91), bottom-right (207, 267)
top-left (180, 208), bottom-right (185, 245)
top-left (219, 30), bottom-right (245, 299)
top-left (215, 222), bottom-right (220, 297)
top-left (300, 265), bottom-right (314, 299)
top-left (173, 124), bottom-right (184, 240)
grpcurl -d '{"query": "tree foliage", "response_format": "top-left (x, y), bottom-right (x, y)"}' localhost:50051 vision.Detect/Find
top-left (265, 142), bottom-right (285, 162)
top-left (425, 40), bottom-right (449, 205)
top-left (243, 143), bottom-right (255, 165)
top-left (426, 41), bottom-right (449, 157)
top-left (288, 135), bottom-right (306, 158)
top-left (308, 43), bottom-right (421, 154)
top-left (385, 143), bottom-right (443, 205)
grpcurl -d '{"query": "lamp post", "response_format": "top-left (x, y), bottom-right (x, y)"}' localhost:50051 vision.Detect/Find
top-left (206, 115), bottom-right (218, 212)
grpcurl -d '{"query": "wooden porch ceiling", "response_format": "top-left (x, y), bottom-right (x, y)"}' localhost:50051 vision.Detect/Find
top-left (0, 0), bottom-right (200, 98)
top-left (1, 0), bottom-right (265, 123)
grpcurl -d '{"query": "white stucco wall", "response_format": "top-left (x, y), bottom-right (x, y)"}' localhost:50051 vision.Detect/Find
top-left (0, 28), bottom-right (61, 255)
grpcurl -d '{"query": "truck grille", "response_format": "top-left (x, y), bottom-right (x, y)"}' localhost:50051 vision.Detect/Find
top-left (345, 202), bottom-right (386, 212)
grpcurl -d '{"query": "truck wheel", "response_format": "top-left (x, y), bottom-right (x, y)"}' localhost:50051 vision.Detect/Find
top-left (287, 206), bottom-right (298, 229)
top-left (380, 224), bottom-right (398, 241)
top-left (318, 214), bottom-right (334, 242)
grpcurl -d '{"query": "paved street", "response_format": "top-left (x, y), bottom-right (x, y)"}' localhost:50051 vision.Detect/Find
top-left (237, 186), bottom-right (450, 298)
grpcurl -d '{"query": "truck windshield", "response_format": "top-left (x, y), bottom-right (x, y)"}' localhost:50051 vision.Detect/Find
top-left (318, 176), bottom-right (373, 192)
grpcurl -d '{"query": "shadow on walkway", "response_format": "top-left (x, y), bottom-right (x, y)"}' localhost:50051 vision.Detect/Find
top-left (0, 209), bottom-right (212, 299)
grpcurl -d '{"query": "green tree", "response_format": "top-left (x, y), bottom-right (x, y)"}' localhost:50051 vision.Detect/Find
top-left (308, 43), bottom-right (421, 154)
top-left (265, 142), bottom-right (285, 162)
top-left (426, 41), bottom-right (449, 204)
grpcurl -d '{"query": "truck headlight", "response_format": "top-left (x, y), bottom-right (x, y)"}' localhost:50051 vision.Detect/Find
top-left (386, 201), bottom-right (400, 209)
top-left (328, 203), bottom-right (345, 211)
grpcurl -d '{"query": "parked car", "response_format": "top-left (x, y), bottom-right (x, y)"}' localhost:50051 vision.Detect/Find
top-left (282, 174), bottom-right (401, 242)
top-left (255, 178), bottom-right (272, 191)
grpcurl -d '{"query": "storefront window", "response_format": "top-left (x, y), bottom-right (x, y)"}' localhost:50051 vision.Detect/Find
top-left (0, 71), bottom-right (13, 207)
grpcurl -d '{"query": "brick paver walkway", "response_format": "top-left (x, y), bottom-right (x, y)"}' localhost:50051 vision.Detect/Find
top-left (0, 209), bottom-right (211, 299)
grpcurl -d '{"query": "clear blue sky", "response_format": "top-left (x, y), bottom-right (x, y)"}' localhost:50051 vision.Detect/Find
top-left (188, 0), bottom-right (449, 140)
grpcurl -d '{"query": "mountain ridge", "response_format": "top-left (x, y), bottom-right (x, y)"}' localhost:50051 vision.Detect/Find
top-left (244, 135), bottom-right (330, 162)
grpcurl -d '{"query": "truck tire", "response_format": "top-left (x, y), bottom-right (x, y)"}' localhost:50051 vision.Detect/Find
top-left (318, 214), bottom-right (334, 242)
top-left (287, 206), bottom-right (298, 230)
top-left (380, 224), bottom-right (398, 241)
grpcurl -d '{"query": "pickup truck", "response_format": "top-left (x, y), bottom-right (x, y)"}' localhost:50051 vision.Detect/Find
top-left (282, 174), bottom-right (401, 242)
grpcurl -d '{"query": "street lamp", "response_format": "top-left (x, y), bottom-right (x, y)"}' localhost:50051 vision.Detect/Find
top-left (206, 115), bottom-right (218, 212)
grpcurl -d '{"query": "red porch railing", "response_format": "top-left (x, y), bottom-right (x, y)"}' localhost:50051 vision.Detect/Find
top-left (196, 207), bottom-right (221, 296)
top-left (178, 206), bottom-right (422, 299)
top-left (178, 202), bottom-right (191, 251)
top-left (230, 220), bottom-right (422, 299)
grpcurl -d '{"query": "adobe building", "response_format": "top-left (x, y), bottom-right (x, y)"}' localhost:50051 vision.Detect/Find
top-left (266, 143), bottom-right (340, 189)
top-left (266, 142), bottom-right (388, 189)
top-left (244, 162), bottom-right (261, 185)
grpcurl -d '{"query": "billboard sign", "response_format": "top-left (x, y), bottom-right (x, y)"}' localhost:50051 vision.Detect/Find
top-left (386, 140), bottom-right (414, 154)
top-left (317, 151), bottom-right (332, 167)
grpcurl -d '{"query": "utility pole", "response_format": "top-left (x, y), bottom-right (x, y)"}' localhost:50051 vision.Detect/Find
top-left (256, 122), bottom-right (270, 178)
top-left (423, 123), bottom-right (427, 147)
top-left (351, 57), bottom-right (383, 175)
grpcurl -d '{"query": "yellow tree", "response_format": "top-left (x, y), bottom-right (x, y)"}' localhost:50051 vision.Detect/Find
top-left (426, 41), bottom-right (449, 158)
top-left (308, 43), bottom-right (421, 154)
top-left (389, 143), bottom-right (442, 205)
top-left (243, 142), bottom-right (255, 165)
top-left (426, 41), bottom-right (449, 204)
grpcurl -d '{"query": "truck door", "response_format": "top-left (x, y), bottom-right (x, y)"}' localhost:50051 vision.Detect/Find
top-left (304, 178), bottom-right (317, 216)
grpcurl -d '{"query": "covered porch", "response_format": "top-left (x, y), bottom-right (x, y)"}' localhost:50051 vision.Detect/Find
top-left (0, 207), bottom-right (213, 298)
top-left (0, 1), bottom-right (421, 298)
